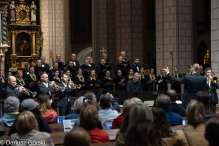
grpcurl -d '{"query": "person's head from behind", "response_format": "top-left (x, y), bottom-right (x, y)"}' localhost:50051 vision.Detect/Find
top-left (74, 96), bottom-right (85, 112)
top-left (99, 94), bottom-right (112, 110)
top-left (123, 98), bottom-right (142, 114)
top-left (129, 103), bottom-right (153, 129)
top-left (157, 94), bottom-right (171, 109)
top-left (130, 97), bottom-right (142, 104)
top-left (152, 107), bottom-right (171, 138)
top-left (125, 120), bottom-right (163, 146)
top-left (205, 117), bottom-right (219, 146)
top-left (79, 105), bottom-right (99, 131)
top-left (4, 96), bottom-right (20, 113)
top-left (196, 91), bottom-right (210, 109)
top-left (64, 127), bottom-right (90, 146)
top-left (37, 94), bottom-right (51, 116)
top-left (166, 90), bottom-right (177, 102)
top-left (186, 100), bottom-right (205, 125)
top-left (16, 111), bottom-right (38, 133)
top-left (191, 63), bottom-right (199, 73)
top-left (83, 100), bottom-right (98, 110)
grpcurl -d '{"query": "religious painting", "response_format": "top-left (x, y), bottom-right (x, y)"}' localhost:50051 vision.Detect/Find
top-left (19, 10), bottom-right (26, 20)
top-left (15, 32), bottom-right (31, 56)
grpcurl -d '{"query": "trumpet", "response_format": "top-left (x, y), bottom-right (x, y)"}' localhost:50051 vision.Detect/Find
top-left (211, 76), bottom-right (219, 83)
top-left (48, 81), bottom-right (65, 91)
top-left (77, 84), bottom-right (82, 89)
top-left (69, 81), bottom-right (77, 89)
top-left (15, 84), bottom-right (37, 97)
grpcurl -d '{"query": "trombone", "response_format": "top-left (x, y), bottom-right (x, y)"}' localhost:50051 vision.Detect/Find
top-left (211, 76), bottom-right (219, 83)
top-left (15, 84), bottom-right (37, 97)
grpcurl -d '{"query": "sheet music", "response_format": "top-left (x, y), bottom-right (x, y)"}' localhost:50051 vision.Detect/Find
top-left (63, 120), bottom-right (76, 132)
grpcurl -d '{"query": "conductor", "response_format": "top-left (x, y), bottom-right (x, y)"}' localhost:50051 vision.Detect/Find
top-left (163, 63), bottom-right (207, 108)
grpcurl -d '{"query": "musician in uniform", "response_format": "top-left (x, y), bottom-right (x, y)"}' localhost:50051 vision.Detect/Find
top-left (205, 67), bottom-right (219, 113)
top-left (157, 68), bottom-right (168, 92)
top-left (64, 69), bottom-right (72, 83)
top-left (171, 66), bottom-right (182, 99)
top-left (26, 66), bottom-right (39, 92)
top-left (35, 59), bottom-right (43, 80)
top-left (132, 58), bottom-right (141, 73)
top-left (114, 70), bottom-right (126, 91)
top-left (114, 56), bottom-right (129, 76)
top-left (85, 70), bottom-right (100, 90)
top-left (40, 56), bottom-right (50, 74)
top-left (183, 65), bottom-right (191, 77)
top-left (96, 59), bottom-right (107, 82)
top-left (67, 53), bottom-right (80, 68)
top-left (36, 73), bottom-right (56, 96)
top-left (87, 56), bottom-right (95, 70)
top-left (23, 63), bottom-right (30, 81)
top-left (199, 65), bottom-right (205, 76)
top-left (16, 70), bottom-right (27, 88)
top-left (56, 54), bottom-right (66, 71)
top-left (125, 68), bottom-right (134, 82)
top-left (51, 69), bottom-right (61, 84)
top-left (68, 60), bottom-right (77, 79)
top-left (100, 53), bottom-right (112, 71)
top-left (5, 76), bottom-right (26, 98)
top-left (139, 67), bottom-right (147, 91)
top-left (57, 73), bottom-right (78, 116)
top-left (49, 62), bottom-right (61, 79)
top-left (81, 59), bottom-right (92, 79)
top-left (103, 70), bottom-right (114, 94)
top-left (74, 68), bottom-right (86, 91)
top-left (146, 68), bottom-right (157, 91)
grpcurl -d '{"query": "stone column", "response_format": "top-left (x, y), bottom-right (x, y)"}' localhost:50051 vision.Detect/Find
top-left (156, 0), bottom-right (194, 74)
top-left (40, 0), bottom-right (70, 66)
top-left (211, 0), bottom-right (219, 76)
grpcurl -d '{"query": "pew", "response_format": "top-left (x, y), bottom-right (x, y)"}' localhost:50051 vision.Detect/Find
top-left (49, 124), bottom-right (64, 133)
top-left (91, 142), bottom-right (116, 146)
top-left (0, 126), bottom-right (10, 136)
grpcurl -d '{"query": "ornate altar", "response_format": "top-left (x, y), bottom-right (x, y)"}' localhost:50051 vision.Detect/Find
top-left (7, 0), bottom-right (42, 68)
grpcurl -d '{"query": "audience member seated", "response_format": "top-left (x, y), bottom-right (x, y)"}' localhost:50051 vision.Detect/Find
top-left (205, 117), bottom-right (219, 146)
top-left (65, 96), bottom-right (85, 119)
top-left (125, 120), bottom-right (168, 146)
top-left (116, 102), bottom-right (153, 146)
top-left (37, 94), bottom-right (58, 124)
top-left (80, 105), bottom-right (110, 143)
top-left (64, 127), bottom-right (90, 146)
top-left (73, 100), bottom-right (103, 129)
top-left (166, 90), bottom-right (186, 117)
top-left (9, 99), bottom-right (52, 135)
top-left (11, 111), bottom-right (54, 146)
top-left (112, 97), bottom-right (142, 129)
top-left (172, 100), bottom-right (209, 146)
top-left (83, 92), bottom-right (101, 110)
top-left (98, 94), bottom-right (120, 129)
top-left (0, 96), bottom-right (19, 127)
top-left (196, 91), bottom-right (218, 123)
top-left (157, 94), bottom-right (182, 126)
top-left (152, 107), bottom-right (173, 138)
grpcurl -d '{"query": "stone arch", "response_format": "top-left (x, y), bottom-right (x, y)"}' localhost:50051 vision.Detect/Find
top-left (77, 47), bottom-right (93, 65)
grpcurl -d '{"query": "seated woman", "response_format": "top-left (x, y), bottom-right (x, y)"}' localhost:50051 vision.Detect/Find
top-left (103, 70), bottom-right (114, 94)
top-left (9, 99), bottom-right (52, 135)
top-left (172, 100), bottom-right (209, 146)
top-left (152, 107), bottom-right (173, 138)
top-left (139, 67), bottom-right (147, 91)
top-left (51, 69), bottom-right (61, 84)
top-left (114, 70), bottom-right (126, 91)
top-left (74, 68), bottom-right (86, 91)
top-left (0, 96), bottom-right (19, 127)
top-left (11, 111), bottom-right (54, 146)
top-left (37, 94), bottom-right (58, 124)
top-left (80, 105), bottom-right (110, 143)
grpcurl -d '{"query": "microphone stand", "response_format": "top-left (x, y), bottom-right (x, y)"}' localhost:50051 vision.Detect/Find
top-left (170, 52), bottom-right (173, 74)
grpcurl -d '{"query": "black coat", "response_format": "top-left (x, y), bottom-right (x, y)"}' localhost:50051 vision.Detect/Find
top-left (49, 68), bottom-right (62, 79)
top-left (4, 86), bottom-right (22, 99)
top-left (85, 77), bottom-right (101, 90)
top-left (114, 63), bottom-right (129, 76)
top-left (209, 82), bottom-right (219, 104)
top-left (26, 74), bottom-right (39, 92)
top-left (56, 82), bottom-right (78, 107)
top-left (41, 63), bottom-right (50, 73)
top-left (132, 64), bottom-right (141, 73)
top-left (67, 60), bottom-right (80, 68)
top-left (167, 73), bottom-right (207, 108)
top-left (157, 75), bottom-right (168, 92)
top-left (96, 65), bottom-right (105, 81)
top-left (89, 63), bottom-right (95, 70)
top-left (74, 75), bottom-right (86, 91)
top-left (0, 76), bottom-right (5, 88)
top-left (56, 61), bottom-right (66, 71)
top-left (103, 78), bottom-right (114, 94)
top-left (114, 76), bottom-right (126, 91)
top-left (139, 75), bottom-right (147, 91)
top-left (170, 103), bottom-right (186, 117)
top-left (23, 70), bottom-right (29, 82)
top-left (36, 82), bottom-right (55, 96)
top-left (98, 60), bottom-right (112, 71)
top-left (171, 74), bottom-right (182, 93)
top-left (81, 64), bottom-right (91, 79)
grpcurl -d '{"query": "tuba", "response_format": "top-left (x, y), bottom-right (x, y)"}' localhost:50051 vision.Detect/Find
top-left (211, 76), bottom-right (219, 83)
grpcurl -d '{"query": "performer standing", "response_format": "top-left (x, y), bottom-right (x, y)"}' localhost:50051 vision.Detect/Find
top-left (57, 73), bottom-right (78, 116)
top-left (26, 66), bottom-right (39, 92)
top-left (125, 68), bottom-right (134, 82)
top-left (49, 62), bottom-right (61, 79)
top-left (40, 56), bottom-right (50, 73)
top-left (139, 67), bottom-right (147, 91)
top-left (114, 56), bottom-right (128, 76)
top-left (99, 53), bottom-right (112, 71)
top-left (157, 68), bottom-right (168, 92)
top-left (68, 60), bottom-right (77, 79)
top-left (163, 63), bottom-right (208, 108)
top-left (23, 63), bottom-right (30, 81)
top-left (74, 68), bottom-right (86, 91)
top-left (35, 59), bottom-right (43, 80)
top-left (146, 68), bottom-right (157, 91)
top-left (171, 66), bottom-right (182, 99)
top-left (205, 67), bottom-right (219, 113)
top-left (87, 56), bottom-right (95, 70)
top-left (103, 70), bottom-right (114, 94)
top-left (132, 58), bottom-right (141, 73)
top-left (183, 65), bottom-right (191, 77)
top-left (199, 65), bottom-right (205, 76)
top-left (114, 70), bottom-right (126, 91)
top-left (85, 70), bottom-right (100, 90)
top-left (96, 59), bottom-right (106, 82)
top-left (81, 59), bottom-right (92, 79)
top-left (16, 70), bottom-right (27, 88)
top-left (51, 70), bottom-right (61, 84)
top-left (56, 54), bottom-right (66, 71)
top-left (67, 53), bottom-right (80, 68)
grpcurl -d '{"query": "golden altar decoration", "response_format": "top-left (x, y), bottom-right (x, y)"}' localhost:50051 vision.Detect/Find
top-left (7, 0), bottom-right (43, 68)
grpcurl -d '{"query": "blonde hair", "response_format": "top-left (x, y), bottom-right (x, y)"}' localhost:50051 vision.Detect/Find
top-left (192, 63), bottom-right (199, 72)
top-left (123, 97), bottom-right (142, 113)
top-left (16, 111), bottom-right (37, 133)
top-left (186, 100), bottom-right (205, 125)
top-left (37, 94), bottom-right (51, 116)
top-left (16, 70), bottom-right (23, 75)
top-left (130, 97), bottom-right (142, 104)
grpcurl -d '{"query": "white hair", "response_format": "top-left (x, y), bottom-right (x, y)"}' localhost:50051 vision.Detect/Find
top-left (4, 96), bottom-right (20, 113)
top-left (74, 96), bottom-right (85, 111)
top-left (40, 56), bottom-right (46, 59)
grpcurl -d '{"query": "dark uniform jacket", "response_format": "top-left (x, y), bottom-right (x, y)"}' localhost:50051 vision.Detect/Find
top-left (5, 86), bottom-right (22, 99)
top-left (36, 82), bottom-right (55, 96)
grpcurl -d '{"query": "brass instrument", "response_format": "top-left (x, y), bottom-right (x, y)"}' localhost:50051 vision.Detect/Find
top-left (15, 84), bottom-right (37, 97)
top-left (77, 84), bottom-right (82, 89)
top-left (211, 76), bottom-right (219, 83)
top-left (48, 81), bottom-right (65, 91)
